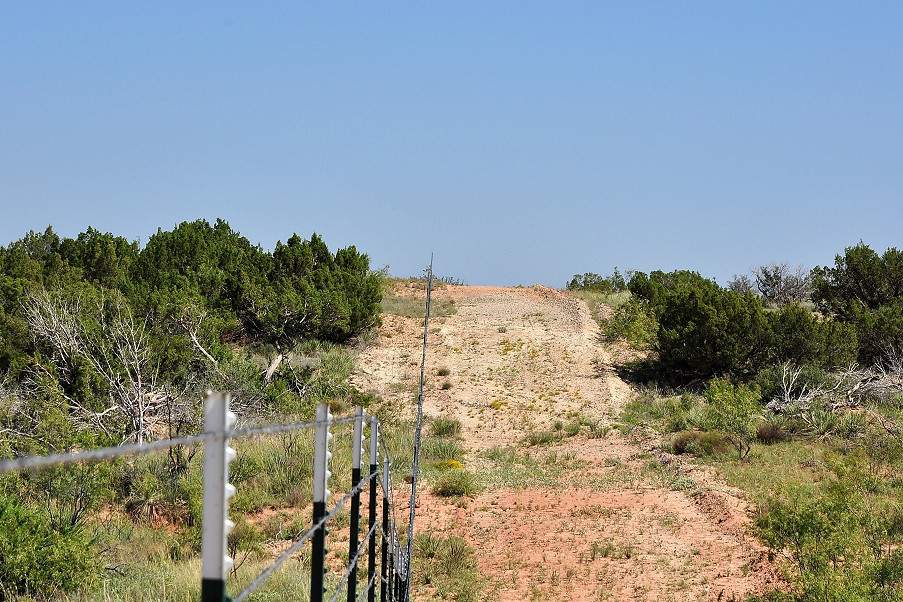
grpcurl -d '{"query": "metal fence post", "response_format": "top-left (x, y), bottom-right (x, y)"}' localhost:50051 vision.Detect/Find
top-left (389, 525), bottom-right (398, 602)
top-left (347, 407), bottom-right (365, 602)
top-left (381, 456), bottom-right (390, 602)
top-left (311, 403), bottom-right (333, 602)
top-left (201, 392), bottom-right (237, 602)
top-left (367, 417), bottom-right (379, 602)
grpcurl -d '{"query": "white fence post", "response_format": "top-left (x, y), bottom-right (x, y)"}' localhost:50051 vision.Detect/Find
top-left (201, 392), bottom-right (237, 602)
top-left (311, 403), bottom-right (333, 602)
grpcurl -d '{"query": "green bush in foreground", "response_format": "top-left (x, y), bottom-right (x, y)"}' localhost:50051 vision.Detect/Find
top-left (0, 493), bottom-right (99, 600)
top-left (757, 474), bottom-right (903, 601)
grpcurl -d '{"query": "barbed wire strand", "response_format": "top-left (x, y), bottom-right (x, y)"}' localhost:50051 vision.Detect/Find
top-left (234, 415), bottom-right (356, 439)
top-left (327, 520), bottom-right (380, 602)
top-left (0, 432), bottom-right (211, 473)
top-left (234, 470), bottom-right (379, 602)
top-left (357, 569), bottom-right (380, 602)
top-left (0, 416), bottom-right (357, 473)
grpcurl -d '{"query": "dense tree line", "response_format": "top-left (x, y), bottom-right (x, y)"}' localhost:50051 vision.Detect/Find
top-left (0, 219), bottom-right (381, 443)
top-left (623, 269), bottom-right (858, 381)
top-left (598, 242), bottom-right (903, 384)
top-left (0, 219), bottom-right (383, 598)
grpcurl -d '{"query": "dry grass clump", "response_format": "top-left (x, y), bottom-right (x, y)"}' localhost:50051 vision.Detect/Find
top-left (430, 417), bottom-right (462, 438)
top-left (432, 469), bottom-right (481, 497)
top-left (669, 430), bottom-right (730, 456)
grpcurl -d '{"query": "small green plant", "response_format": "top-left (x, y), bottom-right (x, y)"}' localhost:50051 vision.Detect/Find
top-left (756, 414), bottom-right (791, 445)
top-left (421, 437), bottom-right (465, 462)
top-left (440, 380), bottom-right (453, 390)
top-left (669, 430), bottom-right (730, 456)
top-left (414, 532), bottom-right (483, 600)
top-left (432, 469), bottom-right (481, 497)
top-left (523, 430), bottom-right (564, 446)
top-left (703, 379), bottom-right (762, 460)
top-left (429, 417), bottom-right (462, 438)
top-left (437, 366), bottom-right (451, 377)
top-left (601, 297), bottom-right (657, 348)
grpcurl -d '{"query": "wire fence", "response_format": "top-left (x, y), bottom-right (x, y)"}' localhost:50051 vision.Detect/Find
top-left (0, 393), bottom-right (413, 602)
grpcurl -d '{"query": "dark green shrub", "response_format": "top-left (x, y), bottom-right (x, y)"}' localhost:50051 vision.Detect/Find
top-left (657, 286), bottom-right (771, 380)
top-left (812, 243), bottom-right (903, 362)
top-left (628, 269), bottom-right (719, 316)
top-left (0, 493), bottom-right (99, 599)
top-left (670, 430), bottom-right (730, 456)
top-left (768, 304), bottom-right (858, 369)
top-left (567, 269), bottom-right (627, 294)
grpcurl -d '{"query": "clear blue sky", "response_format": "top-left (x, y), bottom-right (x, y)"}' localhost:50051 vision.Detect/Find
top-left (2, 2), bottom-right (902, 286)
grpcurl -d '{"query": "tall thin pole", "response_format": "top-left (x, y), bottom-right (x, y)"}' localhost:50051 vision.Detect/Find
top-left (405, 255), bottom-right (433, 600)
top-left (367, 417), bottom-right (379, 602)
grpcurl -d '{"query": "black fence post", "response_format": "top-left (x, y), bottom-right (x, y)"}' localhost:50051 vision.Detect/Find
top-left (381, 456), bottom-right (390, 602)
top-left (348, 408), bottom-right (365, 602)
top-left (368, 417), bottom-right (379, 602)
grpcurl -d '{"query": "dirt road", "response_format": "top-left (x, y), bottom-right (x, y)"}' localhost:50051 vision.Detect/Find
top-left (355, 285), bottom-right (779, 601)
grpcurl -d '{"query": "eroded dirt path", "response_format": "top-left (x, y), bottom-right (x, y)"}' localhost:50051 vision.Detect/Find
top-left (354, 285), bottom-right (780, 601)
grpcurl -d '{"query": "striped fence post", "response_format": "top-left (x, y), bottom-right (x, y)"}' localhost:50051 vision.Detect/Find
top-left (311, 403), bottom-right (333, 602)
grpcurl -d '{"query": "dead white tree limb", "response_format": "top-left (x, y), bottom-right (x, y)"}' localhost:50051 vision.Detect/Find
top-left (23, 288), bottom-right (181, 444)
